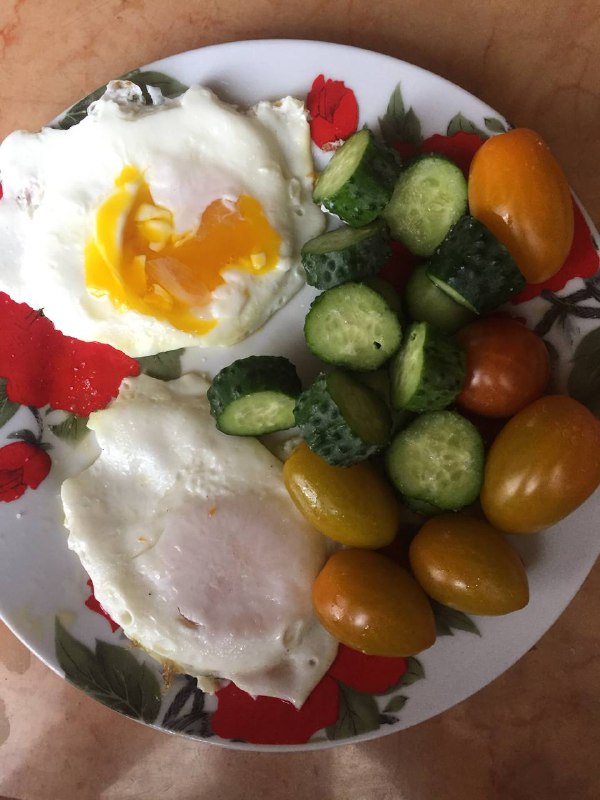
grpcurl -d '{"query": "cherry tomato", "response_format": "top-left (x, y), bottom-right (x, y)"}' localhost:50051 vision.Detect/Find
top-left (456, 316), bottom-right (550, 417)
top-left (409, 515), bottom-right (529, 615)
top-left (469, 128), bottom-right (574, 283)
top-left (481, 395), bottom-right (600, 534)
top-left (283, 441), bottom-right (401, 548)
top-left (312, 549), bottom-right (436, 656)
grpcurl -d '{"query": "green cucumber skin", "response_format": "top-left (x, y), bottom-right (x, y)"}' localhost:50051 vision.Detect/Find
top-left (304, 283), bottom-right (402, 372)
top-left (391, 322), bottom-right (466, 413)
top-left (208, 356), bottom-right (301, 434)
top-left (427, 216), bottom-right (526, 313)
top-left (294, 373), bottom-right (388, 467)
top-left (314, 131), bottom-right (401, 227)
top-left (404, 263), bottom-right (475, 333)
top-left (385, 411), bottom-right (485, 511)
top-left (383, 154), bottom-right (468, 256)
top-left (301, 225), bottom-right (391, 289)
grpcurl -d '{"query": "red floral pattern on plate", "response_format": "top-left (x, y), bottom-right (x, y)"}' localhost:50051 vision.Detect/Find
top-left (85, 578), bottom-right (120, 633)
top-left (307, 75), bottom-right (359, 150)
top-left (211, 645), bottom-right (408, 744)
top-left (0, 293), bottom-right (139, 415)
top-left (0, 441), bottom-right (51, 502)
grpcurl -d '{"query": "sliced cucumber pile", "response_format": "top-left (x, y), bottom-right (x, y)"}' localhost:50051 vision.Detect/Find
top-left (304, 282), bottom-right (402, 371)
top-left (386, 411), bottom-right (484, 511)
top-left (427, 215), bottom-right (526, 313)
top-left (390, 321), bottom-right (466, 413)
top-left (301, 222), bottom-right (391, 289)
top-left (313, 129), bottom-right (400, 227)
top-left (383, 154), bottom-right (468, 256)
top-left (294, 370), bottom-right (392, 466)
top-left (207, 356), bottom-right (301, 435)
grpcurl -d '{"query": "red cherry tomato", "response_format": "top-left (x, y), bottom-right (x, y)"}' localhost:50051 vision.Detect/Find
top-left (456, 316), bottom-right (550, 418)
top-left (312, 549), bottom-right (436, 657)
top-left (468, 128), bottom-right (574, 284)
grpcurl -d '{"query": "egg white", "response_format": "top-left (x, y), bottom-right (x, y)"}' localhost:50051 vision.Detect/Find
top-left (61, 373), bottom-right (338, 707)
top-left (0, 81), bottom-right (324, 356)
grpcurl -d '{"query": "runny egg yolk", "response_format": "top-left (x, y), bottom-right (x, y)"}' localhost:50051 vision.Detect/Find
top-left (85, 166), bottom-right (282, 333)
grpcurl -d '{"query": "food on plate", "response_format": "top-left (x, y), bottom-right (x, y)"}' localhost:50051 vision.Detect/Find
top-left (304, 282), bottom-right (402, 370)
top-left (312, 549), bottom-right (436, 656)
top-left (403, 263), bottom-right (475, 333)
top-left (468, 128), bottom-right (574, 283)
top-left (409, 516), bottom-right (529, 615)
top-left (481, 395), bottom-right (600, 534)
top-left (294, 370), bottom-right (392, 466)
top-left (456, 316), bottom-right (550, 418)
top-left (312, 128), bottom-right (400, 227)
top-left (0, 81), bottom-right (325, 357)
top-left (300, 220), bottom-right (391, 289)
top-left (207, 355), bottom-right (301, 436)
top-left (61, 372), bottom-right (338, 707)
top-left (283, 441), bottom-right (401, 548)
top-left (386, 411), bottom-right (484, 512)
top-left (382, 153), bottom-right (467, 256)
top-left (425, 216), bottom-right (526, 313)
top-left (390, 320), bottom-right (466, 413)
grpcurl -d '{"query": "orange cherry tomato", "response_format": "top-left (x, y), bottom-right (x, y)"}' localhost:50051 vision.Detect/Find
top-left (468, 128), bottom-right (574, 283)
top-left (409, 515), bottom-right (529, 615)
top-left (283, 441), bottom-right (401, 548)
top-left (456, 316), bottom-right (550, 417)
top-left (312, 549), bottom-right (436, 656)
top-left (481, 395), bottom-right (600, 534)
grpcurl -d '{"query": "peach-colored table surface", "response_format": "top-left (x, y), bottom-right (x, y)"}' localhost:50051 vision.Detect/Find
top-left (1, 2), bottom-right (599, 799)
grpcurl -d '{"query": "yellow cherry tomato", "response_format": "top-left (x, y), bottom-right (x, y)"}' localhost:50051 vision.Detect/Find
top-left (312, 549), bottom-right (436, 656)
top-left (283, 441), bottom-right (401, 548)
top-left (469, 128), bottom-right (574, 283)
top-left (481, 395), bottom-right (600, 534)
top-left (409, 515), bottom-right (529, 615)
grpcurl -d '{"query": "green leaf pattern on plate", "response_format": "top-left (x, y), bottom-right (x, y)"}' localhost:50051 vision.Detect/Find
top-left (136, 348), bottom-right (184, 381)
top-left (54, 69), bottom-right (189, 130)
top-left (567, 327), bottom-right (600, 416)
top-left (55, 618), bottom-right (161, 723)
top-left (49, 412), bottom-right (90, 442)
top-left (379, 83), bottom-right (423, 147)
top-left (432, 601), bottom-right (481, 637)
top-left (0, 378), bottom-right (20, 429)
top-left (446, 112), bottom-right (488, 139)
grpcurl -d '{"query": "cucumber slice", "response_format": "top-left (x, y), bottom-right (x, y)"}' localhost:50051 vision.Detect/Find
top-left (208, 356), bottom-right (301, 435)
top-left (352, 368), bottom-right (415, 433)
top-left (362, 276), bottom-right (404, 317)
top-left (313, 129), bottom-right (400, 227)
top-left (301, 222), bottom-right (391, 289)
top-left (383, 154), bottom-right (468, 256)
top-left (294, 370), bottom-right (391, 466)
top-left (386, 411), bottom-right (484, 510)
top-left (304, 283), bottom-right (402, 371)
top-left (390, 321), bottom-right (466, 412)
top-left (404, 263), bottom-right (475, 333)
top-left (427, 216), bottom-right (526, 313)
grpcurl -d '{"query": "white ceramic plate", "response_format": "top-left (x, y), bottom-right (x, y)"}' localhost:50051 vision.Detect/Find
top-left (1, 39), bottom-right (599, 750)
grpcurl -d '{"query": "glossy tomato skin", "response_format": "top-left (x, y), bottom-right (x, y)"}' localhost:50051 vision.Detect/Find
top-left (283, 441), bottom-right (401, 548)
top-left (468, 128), bottom-right (574, 283)
top-left (481, 395), bottom-right (600, 534)
top-left (456, 316), bottom-right (550, 418)
top-left (312, 549), bottom-right (436, 656)
top-left (409, 515), bottom-right (529, 615)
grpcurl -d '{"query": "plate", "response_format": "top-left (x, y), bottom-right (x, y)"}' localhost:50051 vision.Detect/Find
top-left (1, 39), bottom-right (599, 751)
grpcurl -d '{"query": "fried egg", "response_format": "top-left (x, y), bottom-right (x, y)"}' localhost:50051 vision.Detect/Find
top-left (0, 81), bottom-right (324, 356)
top-left (61, 372), bottom-right (338, 706)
